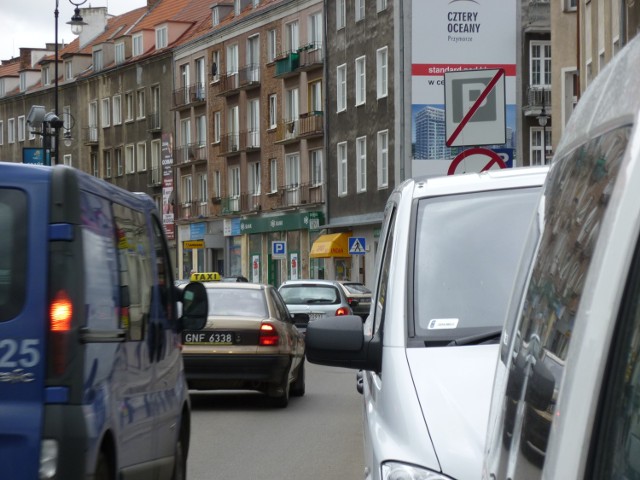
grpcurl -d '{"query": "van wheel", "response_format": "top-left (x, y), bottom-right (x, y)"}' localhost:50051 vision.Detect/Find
top-left (95, 452), bottom-right (112, 480)
top-left (172, 426), bottom-right (187, 480)
top-left (291, 360), bottom-right (305, 397)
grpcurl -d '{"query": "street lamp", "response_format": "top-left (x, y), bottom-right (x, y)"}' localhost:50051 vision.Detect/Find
top-left (537, 88), bottom-right (550, 165)
top-left (52, 0), bottom-right (87, 165)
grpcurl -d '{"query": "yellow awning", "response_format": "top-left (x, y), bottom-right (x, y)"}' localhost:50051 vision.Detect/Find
top-left (310, 232), bottom-right (352, 258)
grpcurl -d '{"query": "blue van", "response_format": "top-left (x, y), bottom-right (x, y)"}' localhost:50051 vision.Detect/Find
top-left (0, 163), bottom-right (208, 479)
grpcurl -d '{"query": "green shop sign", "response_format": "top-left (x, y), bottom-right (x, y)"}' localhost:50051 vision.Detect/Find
top-left (240, 211), bottom-right (324, 234)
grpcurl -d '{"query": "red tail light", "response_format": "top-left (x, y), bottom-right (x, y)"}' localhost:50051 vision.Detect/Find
top-left (259, 323), bottom-right (279, 346)
top-left (50, 291), bottom-right (72, 331)
top-left (335, 307), bottom-right (350, 316)
top-left (347, 297), bottom-right (355, 305)
top-left (49, 290), bottom-right (72, 376)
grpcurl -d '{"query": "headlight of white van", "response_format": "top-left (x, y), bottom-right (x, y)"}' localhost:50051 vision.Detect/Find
top-left (39, 440), bottom-right (58, 479)
top-left (382, 461), bottom-right (453, 480)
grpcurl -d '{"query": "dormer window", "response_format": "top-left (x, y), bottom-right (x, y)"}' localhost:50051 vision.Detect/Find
top-left (115, 42), bottom-right (125, 64)
top-left (212, 7), bottom-right (220, 26)
top-left (94, 49), bottom-right (104, 70)
top-left (19, 72), bottom-right (27, 92)
top-left (234, 0), bottom-right (241, 16)
top-left (156, 26), bottom-right (168, 49)
top-left (65, 61), bottom-right (73, 80)
top-left (43, 66), bottom-right (51, 86)
top-left (133, 33), bottom-right (144, 56)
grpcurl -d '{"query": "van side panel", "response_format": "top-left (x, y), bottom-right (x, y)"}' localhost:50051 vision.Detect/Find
top-left (0, 167), bottom-right (51, 480)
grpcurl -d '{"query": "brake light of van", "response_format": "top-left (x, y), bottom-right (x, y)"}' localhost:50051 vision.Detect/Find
top-left (49, 291), bottom-right (72, 376)
top-left (335, 307), bottom-right (350, 316)
top-left (259, 323), bottom-right (279, 346)
top-left (50, 291), bottom-right (72, 331)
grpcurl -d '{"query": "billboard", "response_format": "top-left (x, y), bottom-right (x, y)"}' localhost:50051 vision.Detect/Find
top-left (411, 0), bottom-right (517, 177)
top-left (161, 132), bottom-right (175, 241)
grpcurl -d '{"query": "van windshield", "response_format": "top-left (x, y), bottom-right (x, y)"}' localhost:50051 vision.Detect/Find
top-left (0, 189), bottom-right (27, 322)
top-left (413, 187), bottom-right (541, 343)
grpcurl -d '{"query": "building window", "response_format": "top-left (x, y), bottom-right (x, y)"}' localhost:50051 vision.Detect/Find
top-left (93, 49), bottom-right (103, 70)
top-left (63, 154), bottom-right (72, 166)
top-left (113, 95), bottom-right (122, 125)
top-left (150, 140), bottom-right (161, 184)
top-left (286, 21), bottom-right (299, 52)
top-left (530, 41), bottom-right (551, 87)
top-left (564, 0), bottom-right (577, 11)
top-left (270, 159), bottom-right (278, 193)
top-left (229, 167), bottom-right (240, 199)
top-left (137, 142), bottom-right (147, 171)
top-left (337, 141), bottom-right (347, 196)
top-left (377, 130), bottom-right (389, 188)
top-left (268, 29), bottom-right (277, 61)
top-left (337, 64), bottom-right (347, 112)
top-left (125, 92), bottom-right (134, 121)
top-left (198, 173), bottom-right (208, 203)
top-left (156, 26), bottom-right (168, 49)
top-left (530, 127), bottom-right (552, 166)
top-left (355, 0), bottom-right (365, 21)
top-left (182, 175), bottom-right (193, 204)
top-left (226, 44), bottom-right (239, 75)
top-left (17, 116), bottom-right (25, 142)
top-left (64, 61), bottom-right (73, 81)
top-left (355, 56), bottom-right (366, 106)
top-left (285, 153), bottom-right (300, 188)
top-left (377, 47), bottom-right (388, 98)
top-left (310, 81), bottom-right (322, 112)
top-left (214, 111), bottom-right (221, 143)
top-left (309, 12), bottom-right (323, 48)
top-left (137, 90), bottom-right (145, 119)
top-left (563, 69), bottom-right (579, 126)
top-left (377, 0), bottom-right (387, 12)
top-left (125, 144), bottom-right (135, 174)
top-left (43, 66), bottom-right (51, 86)
top-left (197, 115), bottom-right (207, 146)
top-left (101, 98), bottom-right (110, 127)
top-left (91, 154), bottom-right (99, 177)
top-left (269, 94), bottom-right (278, 129)
top-left (212, 6), bottom-right (220, 26)
top-left (214, 170), bottom-right (221, 198)
top-left (115, 42), bottom-right (125, 64)
top-left (8, 118), bottom-right (15, 144)
top-left (356, 136), bottom-right (367, 192)
top-left (337, 0), bottom-right (346, 29)
top-left (115, 148), bottom-right (123, 176)
top-left (211, 50), bottom-right (220, 83)
top-left (132, 33), bottom-right (144, 56)
top-left (249, 162), bottom-right (261, 195)
top-left (0, 121), bottom-right (4, 145)
top-left (19, 73), bottom-right (26, 92)
top-left (310, 149), bottom-right (322, 186)
top-left (104, 150), bottom-right (112, 178)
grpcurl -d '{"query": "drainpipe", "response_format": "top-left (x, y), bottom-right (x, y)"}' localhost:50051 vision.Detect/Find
top-left (620, 0), bottom-right (627, 48)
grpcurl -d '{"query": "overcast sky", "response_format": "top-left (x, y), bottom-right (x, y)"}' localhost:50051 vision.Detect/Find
top-left (0, 0), bottom-right (147, 62)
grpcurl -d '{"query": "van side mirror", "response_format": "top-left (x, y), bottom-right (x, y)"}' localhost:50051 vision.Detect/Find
top-left (179, 282), bottom-right (208, 331)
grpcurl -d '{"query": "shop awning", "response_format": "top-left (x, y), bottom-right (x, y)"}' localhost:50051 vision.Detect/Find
top-left (310, 232), bottom-right (352, 258)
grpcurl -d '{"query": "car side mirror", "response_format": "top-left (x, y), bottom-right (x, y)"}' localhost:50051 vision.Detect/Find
top-left (179, 282), bottom-right (208, 331)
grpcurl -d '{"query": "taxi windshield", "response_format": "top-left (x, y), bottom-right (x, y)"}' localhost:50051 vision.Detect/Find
top-left (206, 288), bottom-right (268, 317)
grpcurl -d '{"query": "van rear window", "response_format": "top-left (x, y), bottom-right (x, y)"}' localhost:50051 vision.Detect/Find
top-left (0, 189), bottom-right (27, 321)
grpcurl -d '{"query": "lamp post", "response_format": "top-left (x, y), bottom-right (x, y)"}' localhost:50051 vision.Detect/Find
top-left (52, 0), bottom-right (87, 165)
top-left (537, 88), bottom-right (550, 165)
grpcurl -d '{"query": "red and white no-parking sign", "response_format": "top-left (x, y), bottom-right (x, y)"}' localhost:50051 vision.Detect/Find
top-left (447, 147), bottom-right (507, 175)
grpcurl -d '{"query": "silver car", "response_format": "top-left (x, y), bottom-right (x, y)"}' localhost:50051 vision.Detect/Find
top-left (278, 279), bottom-right (353, 332)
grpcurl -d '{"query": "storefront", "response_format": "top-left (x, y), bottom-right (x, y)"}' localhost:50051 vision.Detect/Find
top-left (223, 211), bottom-right (324, 287)
top-left (309, 232), bottom-right (353, 280)
top-left (177, 220), bottom-right (225, 279)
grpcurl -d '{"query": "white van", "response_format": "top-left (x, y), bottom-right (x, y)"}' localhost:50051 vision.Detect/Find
top-left (305, 166), bottom-right (547, 480)
top-left (482, 32), bottom-right (640, 480)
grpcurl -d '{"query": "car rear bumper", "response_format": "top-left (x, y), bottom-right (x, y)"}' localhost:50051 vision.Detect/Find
top-left (183, 354), bottom-right (291, 390)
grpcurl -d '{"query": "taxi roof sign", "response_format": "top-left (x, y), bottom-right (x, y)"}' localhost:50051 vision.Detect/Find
top-left (190, 272), bottom-right (221, 282)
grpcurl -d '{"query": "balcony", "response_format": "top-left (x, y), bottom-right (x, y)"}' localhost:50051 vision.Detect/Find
top-left (83, 126), bottom-right (98, 145)
top-left (215, 65), bottom-right (260, 96)
top-left (274, 119), bottom-right (299, 144)
top-left (274, 52), bottom-right (300, 78)
top-left (524, 86), bottom-right (552, 117)
top-left (148, 166), bottom-right (162, 187)
top-left (219, 133), bottom-right (241, 156)
top-left (297, 43), bottom-right (324, 71)
top-left (176, 201), bottom-right (210, 221)
top-left (298, 111), bottom-right (324, 138)
top-left (174, 143), bottom-right (207, 164)
top-left (148, 111), bottom-right (161, 131)
top-left (278, 183), bottom-right (324, 208)
top-left (172, 83), bottom-right (206, 109)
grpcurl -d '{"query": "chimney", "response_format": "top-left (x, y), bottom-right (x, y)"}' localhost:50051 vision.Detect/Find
top-left (76, 7), bottom-right (110, 50)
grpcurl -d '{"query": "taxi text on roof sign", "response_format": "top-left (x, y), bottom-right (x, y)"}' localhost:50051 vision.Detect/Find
top-left (190, 272), bottom-right (221, 282)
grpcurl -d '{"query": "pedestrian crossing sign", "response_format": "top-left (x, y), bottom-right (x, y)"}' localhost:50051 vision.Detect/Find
top-left (348, 237), bottom-right (366, 255)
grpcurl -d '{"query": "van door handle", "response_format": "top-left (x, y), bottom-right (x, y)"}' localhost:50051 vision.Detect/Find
top-left (79, 328), bottom-right (126, 343)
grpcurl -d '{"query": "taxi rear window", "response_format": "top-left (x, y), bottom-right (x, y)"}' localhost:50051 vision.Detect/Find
top-left (0, 189), bottom-right (27, 321)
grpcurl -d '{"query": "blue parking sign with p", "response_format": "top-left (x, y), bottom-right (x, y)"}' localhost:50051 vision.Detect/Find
top-left (272, 241), bottom-right (286, 257)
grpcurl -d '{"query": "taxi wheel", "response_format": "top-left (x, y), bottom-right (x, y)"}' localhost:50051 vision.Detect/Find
top-left (291, 360), bottom-right (305, 397)
top-left (270, 373), bottom-right (291, 408)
